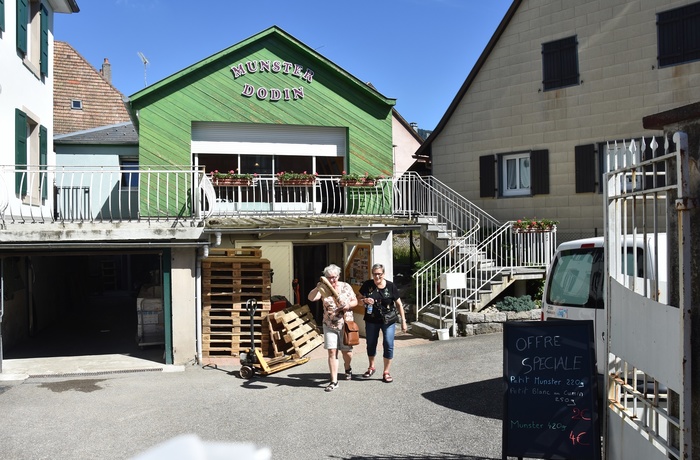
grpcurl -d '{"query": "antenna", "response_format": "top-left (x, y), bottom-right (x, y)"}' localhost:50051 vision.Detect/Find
top-left (137, 51), bottom-right (149, 87)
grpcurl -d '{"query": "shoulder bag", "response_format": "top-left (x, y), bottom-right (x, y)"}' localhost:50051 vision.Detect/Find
top-left (343, 320), bottom-right (360, 346)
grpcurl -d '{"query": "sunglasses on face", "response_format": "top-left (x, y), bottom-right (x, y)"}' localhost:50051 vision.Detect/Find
top-left (372, 272), bottom-right (384, 277)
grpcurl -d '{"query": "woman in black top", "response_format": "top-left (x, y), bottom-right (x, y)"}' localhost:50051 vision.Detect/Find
top-left (358, 263), bottom-right (407, 383)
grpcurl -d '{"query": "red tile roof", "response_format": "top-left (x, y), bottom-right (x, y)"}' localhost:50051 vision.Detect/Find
top-left (54, 41), bottom-right (132, 135)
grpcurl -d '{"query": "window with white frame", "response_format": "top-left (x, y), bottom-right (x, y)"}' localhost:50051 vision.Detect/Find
top-left (480, 150), bottom-right (549, 198)
top-left (502, 153), bottom-right (531, 196)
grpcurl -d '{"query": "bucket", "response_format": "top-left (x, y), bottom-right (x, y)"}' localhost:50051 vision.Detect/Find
top-left (436, 328), bottom-right (449, 341)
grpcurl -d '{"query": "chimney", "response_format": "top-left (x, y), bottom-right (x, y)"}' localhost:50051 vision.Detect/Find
top-left (410, 122), bottom-right (418, 131)
top-left (101, 58), bottom-right (112, 84)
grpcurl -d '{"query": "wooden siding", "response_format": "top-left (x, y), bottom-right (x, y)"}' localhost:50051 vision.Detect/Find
top-left (132, 31), bottom-right (394, 185)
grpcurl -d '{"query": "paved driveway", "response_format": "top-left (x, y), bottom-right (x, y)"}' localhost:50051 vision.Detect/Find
top-left (0, 332), bottom-right (505, 460)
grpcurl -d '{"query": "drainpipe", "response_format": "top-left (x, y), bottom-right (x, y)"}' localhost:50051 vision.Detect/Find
top-left (0, 259), bottom-right (4, 373)
top-left (196, 245), bottom-right (208, 364)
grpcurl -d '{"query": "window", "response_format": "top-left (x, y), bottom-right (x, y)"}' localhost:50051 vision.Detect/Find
top-left (71, 100), bottom-right (83, 110)
top-left (576, 138), bottom-right (670, 194)
top-left (483, 150), bottom-right (548, 198)
top-left (502, 153), bottom-right (531, 196)
top-left (15, 108), bottom-right (47, 202)
top-left (542, 36), bottom-right (579, 91)
top-left (657, 2), bottom-right (700, 67)
top-left (120, 159), bottom-right (139, 189)
top-left (16, 0), bottom-right (48, 77)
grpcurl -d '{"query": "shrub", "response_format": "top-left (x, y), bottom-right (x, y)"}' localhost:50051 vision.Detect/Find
top-left (494, 295), bottom-right (537, 312)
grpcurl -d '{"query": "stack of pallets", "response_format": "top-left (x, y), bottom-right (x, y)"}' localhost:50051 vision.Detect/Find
top-left (202, 248), bottom-right (272, 361)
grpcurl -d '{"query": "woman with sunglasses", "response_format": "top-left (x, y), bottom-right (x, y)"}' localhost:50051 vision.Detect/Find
top-left (358, 263), bottom-right (407, 383)
top-left (307, 264), bottom-right (358, 392)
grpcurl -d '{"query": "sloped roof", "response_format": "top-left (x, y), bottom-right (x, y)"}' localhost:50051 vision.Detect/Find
top-left (128, 25), bottom-right (395, 107)
top-left (54, 41), bottom-right (131, 135)
top-left (54, 121), bottom-right (137, 145)
top-left (414, 0), bottom-right (520, 158)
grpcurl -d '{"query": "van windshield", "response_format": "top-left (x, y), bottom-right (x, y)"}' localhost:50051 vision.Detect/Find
top-left (546, 247), bottom-right (604, 309)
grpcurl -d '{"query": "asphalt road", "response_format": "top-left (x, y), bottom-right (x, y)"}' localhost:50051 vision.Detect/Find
top-left (0, 332), bottom-right (506, 460)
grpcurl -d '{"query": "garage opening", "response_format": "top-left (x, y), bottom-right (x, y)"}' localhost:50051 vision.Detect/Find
top-left (0, 251), bottom-right (164, 364)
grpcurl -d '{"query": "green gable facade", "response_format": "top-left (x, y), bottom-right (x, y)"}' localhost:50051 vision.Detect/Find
top-left (128, 26), bottom-right (396, 180)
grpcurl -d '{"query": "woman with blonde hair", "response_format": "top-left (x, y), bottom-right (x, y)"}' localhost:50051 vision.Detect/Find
top-left (307, 264), bottom-right (358, 392)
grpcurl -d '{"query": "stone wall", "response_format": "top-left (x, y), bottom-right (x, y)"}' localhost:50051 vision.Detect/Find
top-left (457, 309), bottom-right (541, 336)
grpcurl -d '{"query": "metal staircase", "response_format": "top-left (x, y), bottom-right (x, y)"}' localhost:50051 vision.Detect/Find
top-left (394, 174), bottom-right (556, 340)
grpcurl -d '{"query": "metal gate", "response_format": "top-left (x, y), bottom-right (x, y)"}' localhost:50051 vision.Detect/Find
top-left (604, 132), bottom-right (690, 459)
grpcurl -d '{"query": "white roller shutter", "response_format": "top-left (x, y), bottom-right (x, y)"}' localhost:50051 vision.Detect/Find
top-left (191, 122), bottom-right (346, 157)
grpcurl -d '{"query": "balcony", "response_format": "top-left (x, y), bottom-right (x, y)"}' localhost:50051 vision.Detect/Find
top-left (0, 166), bottom-right (402, 228)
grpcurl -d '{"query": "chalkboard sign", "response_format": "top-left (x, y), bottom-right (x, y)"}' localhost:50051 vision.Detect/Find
top-left (503, 321), bottom-right (600, 460)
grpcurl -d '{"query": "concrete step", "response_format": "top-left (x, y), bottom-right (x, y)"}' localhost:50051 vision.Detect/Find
top-left (418, 311), bottom-right (455, 330)
top-left (408, 321), bottom-right (436, 339)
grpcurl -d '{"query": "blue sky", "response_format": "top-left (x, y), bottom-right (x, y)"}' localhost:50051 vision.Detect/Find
top-left (55, 0), bottom-right (512, 131)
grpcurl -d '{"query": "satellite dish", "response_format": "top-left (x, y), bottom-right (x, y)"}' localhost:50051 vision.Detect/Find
top-left (137, 52), bottom-right (149, 86)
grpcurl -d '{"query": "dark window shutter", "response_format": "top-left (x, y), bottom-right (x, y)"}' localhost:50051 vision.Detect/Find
top-left (40, 4), bottom-right (48, 76)
top-left (542, 36), bottom-right (579, 91)
top-left (575, 144), bottom-right (596, 193)
top-left (16, 0), bottom-right (27, 55)
top-left (0, 0), bottom-right (6, 32)
top-left (15, 109), bottom-right (27, 196)
top-left (530, 150), bottom-right (549, 195)
top-left (657, 3), bottom-right (700, 67)
top-left (479, 155), bottom-right (496, 198)
top-left (40, 125), bottom-right (47, 199)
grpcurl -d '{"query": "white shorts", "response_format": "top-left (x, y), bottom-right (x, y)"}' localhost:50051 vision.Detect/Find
top-left (323, 325), bottom-right (352, 351)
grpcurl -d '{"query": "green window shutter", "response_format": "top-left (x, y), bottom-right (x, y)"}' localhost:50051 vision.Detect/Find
top-left (16, 0), bottom-right (27, 55)
top-left (530, 150), bottom-right (549, 195)
top-left (479, 155), bottom-right (496, 198)
top-left (40, 125), bottom-right (47, 199)
top-left (15, 109), bottom-right (28, 196)
top-left (575, 144), bottom-right (596, 193)
top-left (40, 3), bottom-right (48, 76)
top-left (1, 0), bottom-right (6, 32)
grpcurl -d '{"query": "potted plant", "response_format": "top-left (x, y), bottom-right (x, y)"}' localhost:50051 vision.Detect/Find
top-left (275, 171), bottom-right (317, 186)
top-left (210, 169), bottom-right (255, 186)
top-left (339, 171), bottom-right (385, 187)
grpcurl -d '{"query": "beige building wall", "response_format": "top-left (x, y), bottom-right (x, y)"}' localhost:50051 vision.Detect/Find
top-left (431, 0), bottom-right (700, 237)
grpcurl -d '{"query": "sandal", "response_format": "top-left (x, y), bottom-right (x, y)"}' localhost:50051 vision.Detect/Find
top-left (382, 372), bottom-right (393, 383)
top-left (325, 381), bottom-right (338, 392)
top-left (344, 368), bottom-right (352, 380)
top-left (362, 367), bottom-right (376, 378)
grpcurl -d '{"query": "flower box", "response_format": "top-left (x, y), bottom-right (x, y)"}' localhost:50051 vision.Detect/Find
top-left (213, 178), bottom-right (253, 186)
top-left (277, 179), bottom-right (315, 186)
top-left (340, 180), bottom-right (376, 187)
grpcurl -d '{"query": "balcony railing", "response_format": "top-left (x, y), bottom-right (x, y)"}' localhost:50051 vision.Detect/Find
top-left (0, 166), bottom-right (403, 225)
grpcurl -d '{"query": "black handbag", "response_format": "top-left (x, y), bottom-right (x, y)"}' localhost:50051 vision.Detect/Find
top-left (380, 304), bottom-right (398, 325)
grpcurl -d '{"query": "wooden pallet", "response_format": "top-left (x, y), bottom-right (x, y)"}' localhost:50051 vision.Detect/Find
top-left (268, 304), bottom-right (323, 358)
top-left (207, 247), bottom-right (263, 258)
top-left (202, 306), bottom-right (271, 358)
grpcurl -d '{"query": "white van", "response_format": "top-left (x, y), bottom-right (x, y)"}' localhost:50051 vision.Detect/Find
top-left (542, 234), bottom-right (667, 378)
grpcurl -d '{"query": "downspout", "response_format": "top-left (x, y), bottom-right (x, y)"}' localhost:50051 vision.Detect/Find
top-left (0, 259), bottom-right (4, 373)
top-left (195, 245), bottom-right (208, 364)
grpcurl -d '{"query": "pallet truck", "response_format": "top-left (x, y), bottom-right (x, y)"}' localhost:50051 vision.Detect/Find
top-left (238, 298), bottom-right (310, 379)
